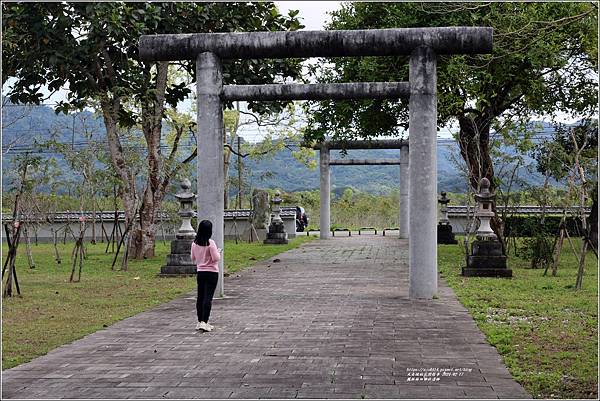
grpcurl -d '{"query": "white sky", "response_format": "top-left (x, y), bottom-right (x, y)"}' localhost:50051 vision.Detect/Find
top-left (276, 1), bottom-right (341, 30)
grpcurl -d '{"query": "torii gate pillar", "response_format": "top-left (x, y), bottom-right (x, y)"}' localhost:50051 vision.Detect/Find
top-left (319, 144), bottom-right (331, 239)
top-left (408, 47), bottom-right (437, 298)
top-left (399, 145), bottom-right (409, 239)
top-left (196, 52), bottom-right (225, 298)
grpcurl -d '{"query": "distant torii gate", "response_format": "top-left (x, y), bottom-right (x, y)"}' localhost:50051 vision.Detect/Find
top-left (139, 27), bottom-right (493, 299)
top-left (313, 140), bottom-right (409, 240)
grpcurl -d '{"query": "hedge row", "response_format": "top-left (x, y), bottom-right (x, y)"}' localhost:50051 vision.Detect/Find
top-left (503, 215), bottom-right (585, 237)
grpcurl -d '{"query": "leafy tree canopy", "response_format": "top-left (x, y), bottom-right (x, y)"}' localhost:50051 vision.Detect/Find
top-left (2, 2), bottom-right (306, 258)
top-left (533, 119), bottom-right (598, 182)
top-left (304, 2), bottom-right (598, 142)
top-left (2, 2), bottom-right (304, 122)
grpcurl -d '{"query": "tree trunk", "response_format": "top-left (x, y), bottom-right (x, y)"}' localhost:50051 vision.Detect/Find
top-left (130, 184), bottom-right (162, 259)
top-left (23, 225), bottom-right (35, 269)
top-left (91, 200), bottom-right (97, 245)
top-left (458, 114), bottom-right (505, 250)
top-left (588, 189), bottom-right (598, 250)
top-left (224, 175), bottom-right (230, 209)
top-left (131, 220), bottom-right (157, 259)
top-left (121, 189), bottom-right (139, 256)
top-left (127, 61), bottom-right (169, 260)
top-left (101, 98), bottom-right (140, 258)
top-left (457, 115), bottom-right (494, 190)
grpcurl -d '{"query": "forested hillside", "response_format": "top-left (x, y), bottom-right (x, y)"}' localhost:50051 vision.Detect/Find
top-left (2, 102), bottom-right (550, 194)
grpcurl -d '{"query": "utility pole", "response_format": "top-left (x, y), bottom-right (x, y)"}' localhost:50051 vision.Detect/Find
top-left (68, 114), bottom-right (76, 197)
top-left (237, 136), bottom-right (242, 209)
top-left (71, 114), bottom-right (75, 150)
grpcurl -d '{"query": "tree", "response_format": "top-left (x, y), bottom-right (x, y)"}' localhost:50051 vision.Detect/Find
top-left (304, 2), bottom-right (598, 241)
top-left (532, 120), bottom-right (598, 276)
top-left (223, 106), bottom-right (242, 209)
top-left (3, 153), bottom-right (56, 296)
top-left (223, 102), bottom-right (316, 208)
top-left (3, 2), bottom-right (304, 258)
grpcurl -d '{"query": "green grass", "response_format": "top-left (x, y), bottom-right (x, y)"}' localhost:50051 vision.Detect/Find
top-left (1, 236), bottom-right (315, 370)
top-left (3, 233), bottom-right (596, 398)
top-left (439, 238), bottom-right (598, 399)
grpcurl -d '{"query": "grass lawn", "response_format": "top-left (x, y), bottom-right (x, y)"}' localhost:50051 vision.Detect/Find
top-left (1, 235), bottom-right (315, 370)
top-left (438, 238), bottom-right (598, 399)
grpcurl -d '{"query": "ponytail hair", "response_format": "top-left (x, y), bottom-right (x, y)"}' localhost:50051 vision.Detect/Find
top-left (194, 220), bottom-right (212, 246)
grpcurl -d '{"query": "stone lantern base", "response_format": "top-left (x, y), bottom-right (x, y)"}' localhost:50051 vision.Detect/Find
top-left (160, 237), bottom-right (197, 276)
top-left (437, 223), bottom-right (458, 244)
top-left (264, 220), bottom-right (288, 244)
top-left (462, 239), bottom-right (512, 277)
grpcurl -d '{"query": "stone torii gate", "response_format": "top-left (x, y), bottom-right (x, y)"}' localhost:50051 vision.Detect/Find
top-left (139, 27), bottom-right (493, 299)
top-left (313, 140), bottom-right (409, 240)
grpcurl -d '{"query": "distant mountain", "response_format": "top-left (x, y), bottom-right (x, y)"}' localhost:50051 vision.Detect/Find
top-left (2, 102), bottom-right (554, 194)
top-left (2, 103), bottom-right (105, 147)
top-left (241, 138), bottom-right (549, 194)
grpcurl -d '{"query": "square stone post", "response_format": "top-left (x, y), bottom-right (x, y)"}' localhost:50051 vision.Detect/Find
top-left (196, 51), bottom-right (225, 298)
top-left (399, 145), bottom-right (409, 239)
top-left (319, 144), bottom-right (331, 239)
top-left (408, 46), bottom-right (437, 299)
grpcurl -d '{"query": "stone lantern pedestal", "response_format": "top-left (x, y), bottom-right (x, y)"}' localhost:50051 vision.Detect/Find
top-left (161, 179), bottom-right (198, 275)
top-left (437, 191), bottom-right (457, 244)
top-left (462, 178), bottom-right (511, 277)
top-left (264, 191), bottom-right (288, 245)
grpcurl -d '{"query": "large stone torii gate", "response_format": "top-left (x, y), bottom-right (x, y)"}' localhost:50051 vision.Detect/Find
top-left (313, 140), bottom-right (409, 240)
top-left (140, 27), bottom-right (493, 299)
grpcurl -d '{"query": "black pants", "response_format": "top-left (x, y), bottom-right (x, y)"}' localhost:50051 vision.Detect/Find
top-left (196, 271), bottom-right (218, 323)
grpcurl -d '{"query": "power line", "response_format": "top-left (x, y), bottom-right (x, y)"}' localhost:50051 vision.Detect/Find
top-left (2, 103), bottom-right (61, 107)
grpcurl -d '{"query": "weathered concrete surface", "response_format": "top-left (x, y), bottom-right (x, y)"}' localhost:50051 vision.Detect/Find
top-left (196, 52), bottom-right (225, 297)
top-left (223, 82), bottom-right (409, 101)
top-left (2, 236), bottom-right (529, 399)
top-left (139, 27), bottom-right (493, 61)
top-left (312, 139), bottom-right (408, 150)
top-left (319, 145), bottom-right (331, 240)
top-left (329, 158), bottom-right (402, 166)
top-left (399, 145), bottom-right (409, 239)
top-left (408, 46), bottom-right (438, 299)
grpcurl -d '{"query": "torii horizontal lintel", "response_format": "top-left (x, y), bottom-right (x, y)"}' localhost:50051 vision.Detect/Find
top-left (139, 27), bottom-right (493, 61)
top-left (222, 82), bottom-right (409, 101)
top-left (313, 139), bottom-right (408, 150)
top-left (329, 158), bottom-right (402, 165)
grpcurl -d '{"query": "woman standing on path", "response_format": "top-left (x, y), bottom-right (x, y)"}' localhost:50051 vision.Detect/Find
top-left (190, 220), bottom-right (221, 332)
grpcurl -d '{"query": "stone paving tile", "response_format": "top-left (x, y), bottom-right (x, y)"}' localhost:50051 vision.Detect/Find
top-left (2, 236), bottom-right (530, 399)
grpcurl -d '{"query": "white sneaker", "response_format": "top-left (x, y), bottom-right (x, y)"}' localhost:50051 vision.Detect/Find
top-left (201, 321), bottom-right (212, 332)
top-left (206, 323), bottom-right (214, 331)
top-left (195, 321), bottom-right (205, 331)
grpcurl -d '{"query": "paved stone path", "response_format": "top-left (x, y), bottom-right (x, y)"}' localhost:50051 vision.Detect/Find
top-left (2, 236), bottom-right (529, 399)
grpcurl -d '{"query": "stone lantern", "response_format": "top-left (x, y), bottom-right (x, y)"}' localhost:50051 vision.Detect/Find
top-left (160, 179), bottom-right (198, 275)
top-left (174, 179), bottom-right (197, 239)
top-left (264, 191), bottom-right (288, 244)
top-left (437, 191), bottom-right (457, 244)
top-left (462, 177), bottom-right (511, 277)
top-left (474, 178), bottom-right (496, 239)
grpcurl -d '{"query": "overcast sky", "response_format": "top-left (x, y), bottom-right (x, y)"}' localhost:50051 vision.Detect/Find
top-left (235, 2), bottom-right (345, 141)
top-left (4, 2), bottom-right (581, 142)
top-left (275, 1), bottom-right (341, 30)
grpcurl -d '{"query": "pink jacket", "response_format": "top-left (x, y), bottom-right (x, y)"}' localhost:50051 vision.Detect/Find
top-left (190, 239), bottom-right (220, 272)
